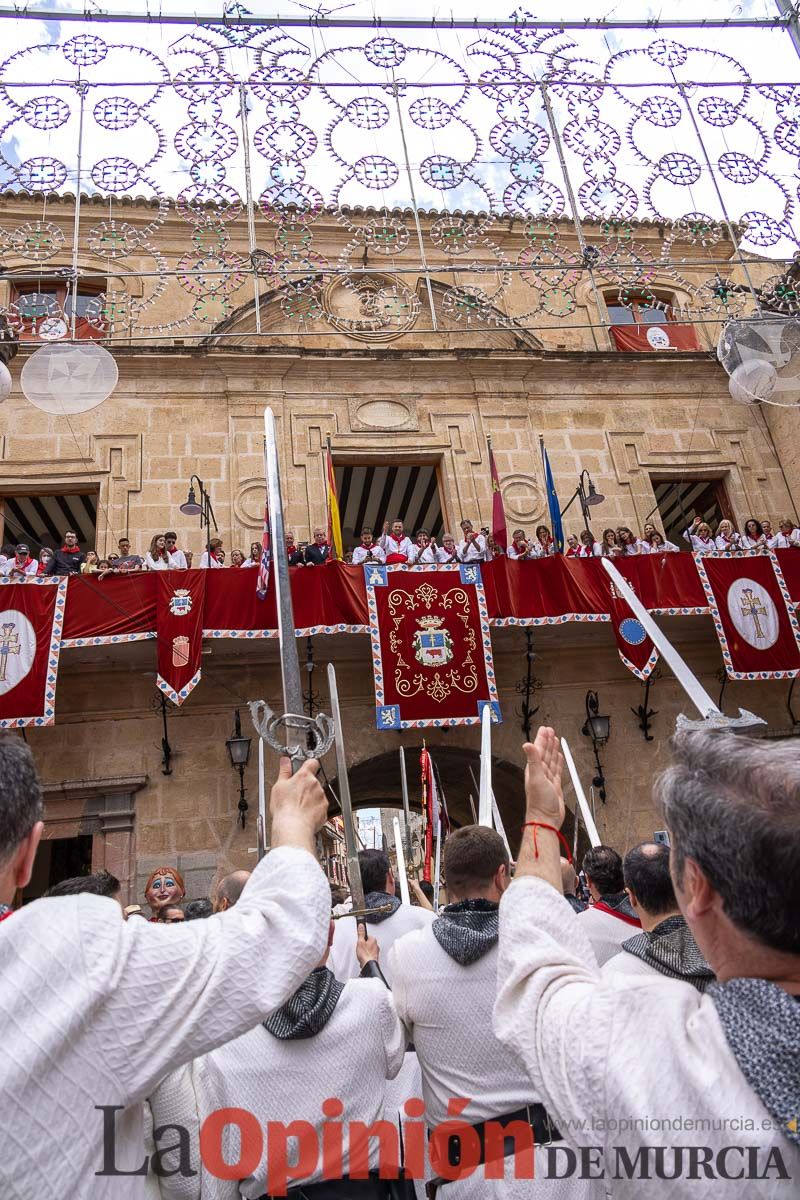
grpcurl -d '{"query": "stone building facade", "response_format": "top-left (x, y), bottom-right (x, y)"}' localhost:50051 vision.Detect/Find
top-left (1, 192), bottom-right (798, 905)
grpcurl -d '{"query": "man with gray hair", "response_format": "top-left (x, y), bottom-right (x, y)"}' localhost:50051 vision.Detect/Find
top-left (494, 727), bottom-right (800, 1195)
top-left (0, 736), bottom-right (332, 1198)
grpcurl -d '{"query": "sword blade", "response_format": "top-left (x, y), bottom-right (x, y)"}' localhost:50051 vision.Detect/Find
top-left (478, 704), bottom-right (493, 827)
top-left (264, 406), bottom-right (305, 749)
top-left (327, 663), bottom-right (365, 911)
top-left (393, 816), bottom-right (411, 905)
top-left (561, 737), bottom-right (601, 848)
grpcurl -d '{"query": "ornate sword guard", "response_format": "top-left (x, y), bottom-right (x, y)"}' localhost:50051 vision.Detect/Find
top-left (675, 707), bottom-right (767, 733)
top-left (249, 699), bottom-right (335, 763)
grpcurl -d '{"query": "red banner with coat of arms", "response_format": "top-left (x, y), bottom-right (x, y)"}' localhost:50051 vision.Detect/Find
top-left (694, 550), bottom-right (800, 680)
top-left (365, 564), bottom-right (500, 729)
top-left (156, 570), bottom-right (206, 704)
top-left (0, 576), bottom-right (66, 729)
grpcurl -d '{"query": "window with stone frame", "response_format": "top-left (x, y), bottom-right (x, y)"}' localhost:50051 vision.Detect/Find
top-left (9, 276), bottom-right (108, 341)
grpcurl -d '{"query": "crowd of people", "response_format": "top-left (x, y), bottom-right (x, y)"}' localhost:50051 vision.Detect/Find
top-left (2, 512), bottom-right (798, 581)
top-left (1, 729), bottom-right (797, 1198)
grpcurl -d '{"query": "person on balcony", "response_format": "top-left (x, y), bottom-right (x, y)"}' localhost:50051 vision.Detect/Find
top-left (683, 517), bottom-right (716, 553)
top-left (380, 519), bottom-right (414, 564)
top-left (46, 529), bottom-right (85, 575)
top-left (164, 531), bottom-right (187, 569)
top-left (578, 529), bottom-right (602, 557)
top-left (644, 529), bottom-right (679, 553)
top-left (739, 518), bottom-right (768, 551)
top-left (352, 528), bottom-right (386, 566)
top-left (457, 519), bottom-right (489, 562)
top-left (304, 527), bottom-right (332, 566)
top-left (601, 528), bottom-right (623, 558)
top-left (714, 520), bottom-right (741, 553)
top-left (771, 518), bottom-right (800, 549)
top-left (200, 537), bottom-right (224, 568)
top-left (3, 543), bottom-right (37, 578)
top-left (145, 534), bottom-right (172, 571)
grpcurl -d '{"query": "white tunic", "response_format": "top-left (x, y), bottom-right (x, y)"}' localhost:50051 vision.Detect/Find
top-left (457, 534), bottom-right (488, 562)
top-left (329, 903), bottom-right (434, 983)
top-left (494, 877), bottom-right (800, 1198)
top-left (682, 528), bottom-right (717, 553)
top-left (352, 543), bottom-right (387, 565)
top-left (380, 533), bottom-right (415, 561)
top-left (0, 846), bottom-right (330, 1200)
top-left (770, 530), bottom-right (800, 549)
top-left (601, 948), bottom-right (664, 981)
top-left (150, 977), bottom-right (406, 1200)
top-left (389, 923), bottom-right (600, 1200)
top-left (575, 903), bottom-right (639, 965)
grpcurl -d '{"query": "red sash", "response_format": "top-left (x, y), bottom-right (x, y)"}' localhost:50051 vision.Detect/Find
top-left (385, 553), bottom-right (408, 564)
top-left (593, 900), bottom-right (641, 927)
top-left (0, 909), bottom-right (13, 923)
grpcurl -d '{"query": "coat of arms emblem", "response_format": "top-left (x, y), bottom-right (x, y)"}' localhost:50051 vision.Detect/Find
top-left (412, 615), bottom-right (453, 667)
top-left (169, 589), bottom-right (193, 617)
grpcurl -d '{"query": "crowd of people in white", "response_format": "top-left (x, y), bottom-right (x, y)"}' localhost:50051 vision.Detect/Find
top-left (1, 728), bottom-right (798, 1199)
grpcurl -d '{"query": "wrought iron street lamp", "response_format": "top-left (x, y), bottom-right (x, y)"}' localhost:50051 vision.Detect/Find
top-left (226, 708), bottom-right (252, 828)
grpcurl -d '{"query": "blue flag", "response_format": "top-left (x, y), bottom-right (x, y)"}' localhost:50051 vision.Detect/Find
top-left (541, 440), bottom-right (564, 553)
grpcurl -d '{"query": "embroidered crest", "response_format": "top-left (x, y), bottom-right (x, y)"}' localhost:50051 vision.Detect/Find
top-left (412, 615), bottom-right (453, 667)
top-left (169, 588), bottom-right (193, 617)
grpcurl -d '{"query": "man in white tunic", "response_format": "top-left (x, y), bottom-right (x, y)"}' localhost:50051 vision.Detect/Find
top-left (0, 739), bottom-right (332, 1200)
top-left (389, 826), bottom-right (599, 1200)
top-left (576, 844), bottom-right (641, 964)
top-left (494, 726), bottom-right (800, 1197)
top-left (602, 842), bottom-right (714, 991)
top-left (329, 848), bottom-right (434, 984)
top-left (150, 924), bottom-right (406, 1200)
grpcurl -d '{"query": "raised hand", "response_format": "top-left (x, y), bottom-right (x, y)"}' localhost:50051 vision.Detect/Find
top-left (270, 756), bottom-right (328, 854)
top-left (522, 728), bottom-right (565, 830)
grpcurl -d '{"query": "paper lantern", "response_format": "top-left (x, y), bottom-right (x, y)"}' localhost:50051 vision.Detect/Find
top-left (20, 342), bottom-right (118, 414)
top-left (728, 359), bottom-right (777, 404)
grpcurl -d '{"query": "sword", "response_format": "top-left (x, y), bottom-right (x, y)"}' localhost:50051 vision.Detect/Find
top-left (327, 663), bottom-right (366, 913)
top-left (393, 816), bottom-right (411, 905)
top-left (399, 747), bottom-right (413, 863)
top-left (250, 407), bottom-right (335, 857)
top-left (561, 737), bottom-right (601, 848)
top-left (600, 558), bottom-right (765, 732)
top-left (478, 703), bottom-right (493, 827)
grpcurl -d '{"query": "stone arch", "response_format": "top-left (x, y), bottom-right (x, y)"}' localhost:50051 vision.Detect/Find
top-left (327, 743), bottom-right (577, 860)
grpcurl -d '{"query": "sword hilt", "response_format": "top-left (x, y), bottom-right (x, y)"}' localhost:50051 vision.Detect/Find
top-left (249, 700), bottom-right (335, 771)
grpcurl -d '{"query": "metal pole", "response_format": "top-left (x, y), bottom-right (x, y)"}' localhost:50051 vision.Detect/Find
top-left (238, 82), bottom-right (262, 336)
top-left (69, 81), bottom-right (89, 342)
top-left (391, 75), bottom-right (438, 332)
top-left (538, 80), bottom-right (608, 350)
top-left (327, 663), bottom-right (365, 911)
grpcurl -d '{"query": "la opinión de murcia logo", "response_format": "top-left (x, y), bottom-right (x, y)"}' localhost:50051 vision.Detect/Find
top-left (95, 1101), bottom-right (792, 1194)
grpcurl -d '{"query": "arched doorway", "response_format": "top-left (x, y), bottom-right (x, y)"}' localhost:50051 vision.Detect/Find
top-left (327, 744), bottom-right (578, 860)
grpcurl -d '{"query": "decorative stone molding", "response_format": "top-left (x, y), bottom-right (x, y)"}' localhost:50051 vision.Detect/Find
top-left (349, 396), bottom-right (419, 432)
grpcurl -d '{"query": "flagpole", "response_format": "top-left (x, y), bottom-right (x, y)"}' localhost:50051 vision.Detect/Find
top-left (399, 747), bottom-right (413, 863)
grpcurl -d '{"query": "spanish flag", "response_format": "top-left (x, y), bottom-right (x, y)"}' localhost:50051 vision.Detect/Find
top-left (325, 436), bottom-right (343, 561)
top-left (487, 436), bottom-right (507, 551)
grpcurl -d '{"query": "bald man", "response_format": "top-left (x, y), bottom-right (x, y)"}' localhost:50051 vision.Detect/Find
top-left (560, 856), bottom-right (586, 913)
top-left (214, 870), bottom-right (251, 913)
top-left (602, 842), bottom-right (714, 991)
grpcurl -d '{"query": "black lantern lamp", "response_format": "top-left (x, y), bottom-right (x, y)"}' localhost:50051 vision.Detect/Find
top-left (560, 469), bottom-right (606, 535)
top-left (581, 690), bottom-right (609, 803)
top-left (226, 709), bottom-right (252, 827)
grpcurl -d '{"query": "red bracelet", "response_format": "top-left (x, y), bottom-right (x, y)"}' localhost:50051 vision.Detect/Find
top-left (521, 821), bottom-right (573, 864)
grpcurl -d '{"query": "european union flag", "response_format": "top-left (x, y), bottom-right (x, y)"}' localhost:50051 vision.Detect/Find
top-left (541, 440), bottom-right (564, 553)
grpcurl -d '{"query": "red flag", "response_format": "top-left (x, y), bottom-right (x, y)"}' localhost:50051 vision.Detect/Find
top-left (695, 550), bottom-right (800, 679)
top-left (0, 576), bottom-right (66, 728)
top-left (156, 570), bottom-right (206, 704)
top-left (420, 746), bottom-right (435, 882)
top-left (256, 499), bottom-right (270, 601)
top-left (488, 438), bottom-right (507, 551)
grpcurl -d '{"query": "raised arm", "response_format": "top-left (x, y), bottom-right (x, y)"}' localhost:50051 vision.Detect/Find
top-left (86, 758), bottom-right (332, 1103)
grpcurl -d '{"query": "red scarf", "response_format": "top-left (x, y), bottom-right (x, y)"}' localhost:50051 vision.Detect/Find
top-left (593, 899), bottom-right (641, 927)
top-left (565, 546), bottom-right (579, 557)
top-left (13, 557), bottom-right (34, 572)
top-left (61, 544), bottom-right (81, 554)
top-left (36, 561), bottom-right (49, 575)
top-left (0, 908), bottom-right (13, 923)
top-left (286, 544), bottom-right (298, 558)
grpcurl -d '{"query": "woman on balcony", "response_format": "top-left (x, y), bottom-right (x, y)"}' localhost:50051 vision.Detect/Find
top-left (145, 534), bottom-right (172, 571)
top-left (683, 517), bottom-right (716, 552)
top-left (600, 528), bottom-right (624, 558)
top-left (714, 520), bottom-right (741, 553)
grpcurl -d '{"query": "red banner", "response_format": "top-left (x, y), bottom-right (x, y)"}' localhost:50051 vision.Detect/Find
top-left (695, 550), bottom-right (800, 679)
top-left (607, 580), bottom-right (659, 680)
top-left (610, 323), bottom-right (701, 352)
top-left (365, 564), bottom-right (500, 728)
top-left (155, 571), bottom-right (206, 704)
top-left (0, 577), bottom-right (66, 729)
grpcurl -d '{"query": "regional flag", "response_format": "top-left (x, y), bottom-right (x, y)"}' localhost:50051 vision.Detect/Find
top-left (256, 499), bottom-right (271, 601)
top-left (487, 437), bottom-right (508, 551)
top-left (540, 438), bottom-right (564, 552)
top-left (326, 437), bottom-right (344, 561)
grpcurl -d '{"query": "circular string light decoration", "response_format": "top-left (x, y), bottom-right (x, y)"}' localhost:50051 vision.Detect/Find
top-left (20, 342), bottom-right (119, 414)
